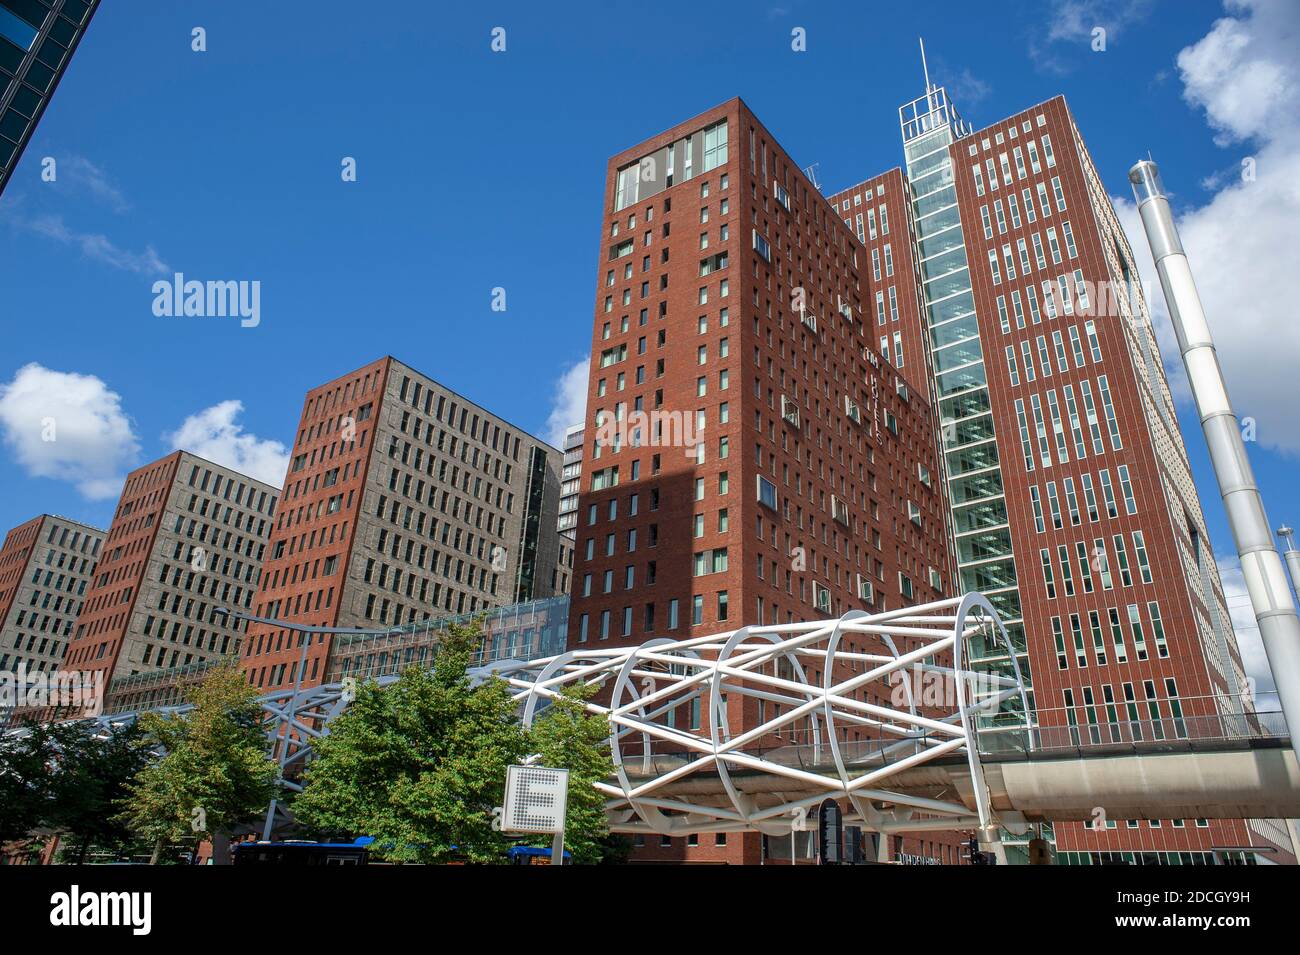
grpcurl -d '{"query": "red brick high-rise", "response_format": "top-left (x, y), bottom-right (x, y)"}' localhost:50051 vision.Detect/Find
top-left (569, 86), bottom-right (1293, 865)
top-left (58, 451), bottom-right (278, 700)
top-left (0, 513), bottom-right (104, 721)
top-left (568, 98), bottom-right (960, 864)
top-left (238, 356), bottom-right (563, 692)
top-left (860, 81), bottom-right (1289, 864)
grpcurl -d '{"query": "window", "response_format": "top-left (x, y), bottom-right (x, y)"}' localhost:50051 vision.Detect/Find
top-left (702, 120), bottom-right (728, 171)
top-left (1132, 531), bottom-right (1153, 584)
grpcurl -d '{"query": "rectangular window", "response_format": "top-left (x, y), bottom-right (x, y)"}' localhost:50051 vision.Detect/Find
top-left (1077, 541), bottom-right (1095, 594)
top-left (1109, 607), bottom-right (1127, 663)
top-left (1089, 610), bottom-right (1107, 666)
top-left (1095, 538), bottom-right (1113, 590)
top-left (1133, 530), bottom-right (1153, 584)
top-left (1015, 399), bottom-right (1035, 472)
top-left (1128, 603), bottom-right (1148, 661)
top-left (1041, 548), bottom-right (1057, 599)
top-left (1117, 464), bottom-right (1137, 514)
top-left (1062, 220), bottom-right (1078, 258)
top-left (1097, 375), bottom-right (1122, 450)
top-left (1114, 534), bottom-right (1133, 587)
top-left (1149, 602), bottom-right (1169, 659)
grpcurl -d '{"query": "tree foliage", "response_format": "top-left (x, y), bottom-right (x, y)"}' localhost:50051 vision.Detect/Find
top-left (293, 621), bottom-right (529, 864)
top-left (0, 718), bottom-right (151, 860)
top-left (117, 661), bottom-right (279, 862)
top-left (295, 621), bottom-right (622, 864)
top-left (528, 683), bottom-right (615, 864)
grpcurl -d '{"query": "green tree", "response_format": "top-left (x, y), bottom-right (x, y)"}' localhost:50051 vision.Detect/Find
top-left (45, 720), bottom-right (152, 863)
top-left (527, 684), bottom-right (617, 864)
top-left (118, 662), bottom-right (279, 864)
top-left (0, 719), bottom-right (57, 849)
top-left (294, 621), bottom-right (529, 863)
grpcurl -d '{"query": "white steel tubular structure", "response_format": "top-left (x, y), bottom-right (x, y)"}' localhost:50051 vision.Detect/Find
top-left (30, 595), bottom-right (1027, 843)
top-left (492, 594), bottom-right (1029, 839)
top-left (1130, 159), bottom-right (1300, 753)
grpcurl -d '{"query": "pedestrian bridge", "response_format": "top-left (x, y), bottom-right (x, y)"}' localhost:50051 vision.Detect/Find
top-left (484, 595), bottom-right (1298, 839)
top-left (59, 595), bottom-right (1299, 844)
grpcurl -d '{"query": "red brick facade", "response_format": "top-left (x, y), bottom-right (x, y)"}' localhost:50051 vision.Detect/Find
top-left (569, 99), bottom-right (961, 863)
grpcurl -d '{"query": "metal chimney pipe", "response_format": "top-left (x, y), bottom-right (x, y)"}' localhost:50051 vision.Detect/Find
top-left (1279, 526), bottom-right (1300, 600)
top-left (1128, 159), bottom-right (1300, 746)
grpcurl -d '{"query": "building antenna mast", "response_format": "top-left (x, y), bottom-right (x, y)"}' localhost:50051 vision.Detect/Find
top-left (919, 37), bottom-right (932, 94)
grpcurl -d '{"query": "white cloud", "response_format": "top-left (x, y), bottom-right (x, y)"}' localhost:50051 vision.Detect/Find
top-left (166, 400), bottom-right (290, 487)
top-left (61, 156), bottom-right (130, 213)
top-left (932, 57), bottom-right (992, 107)
top-left (542, 357), bottom-right (589, 449)
top-left (0, 363), bottom-right (140, 500)
top-left (22, 213), bottom-right (169, 275)
top-left (1031, 0), bottom-right (1154, 72)
top-left (1113, 0), bottom-right (1300, 454)
top-left (1216, 553), bottom-right (1278, 707)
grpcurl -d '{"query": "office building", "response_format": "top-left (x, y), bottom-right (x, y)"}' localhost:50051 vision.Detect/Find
top-left (0, 513), bottom-right (103, 720)
top-left (238, 356), bottom-right (563, 692)
top-left (58, 450), bottom-right (278, 692)
top-left (568, 98), bottom-right (958, 863)
top-left (0, 0), bottom-right (101, 197)
top-left (555, 424), bottom-right (583, 597)
top-left (832, 77), bottom-right (1286, 863)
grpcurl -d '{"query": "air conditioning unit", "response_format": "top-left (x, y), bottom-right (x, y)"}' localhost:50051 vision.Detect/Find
top-left (856, 574), bottom-right (875, 604)
top-left (814, 583), bottom-right (832, 613)
top-left (781, 395), bottom-right (801, 427)
top-left (844, 395), bottom-right (861, 425)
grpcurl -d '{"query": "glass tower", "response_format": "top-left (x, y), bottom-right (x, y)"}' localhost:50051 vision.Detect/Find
top-left (900, 86), bottom-right (1029, 709)
top-left (0, 0), bottom-right (101, 198)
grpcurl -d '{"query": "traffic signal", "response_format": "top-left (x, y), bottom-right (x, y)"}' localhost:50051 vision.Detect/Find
top-left (967, 837), bottom-right (992, 865)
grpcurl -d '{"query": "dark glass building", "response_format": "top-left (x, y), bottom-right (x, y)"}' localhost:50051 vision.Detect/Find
top-left (0, 0), bottom-right (100, 198)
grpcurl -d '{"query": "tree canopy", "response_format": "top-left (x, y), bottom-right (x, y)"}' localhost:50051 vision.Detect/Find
top-left (294, 620), bottom-right (619, 863)
top-left (117, 661), bottom-right (279, 863)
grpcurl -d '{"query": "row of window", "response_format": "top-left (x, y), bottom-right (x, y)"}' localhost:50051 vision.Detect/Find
top-left (1039, 532), bottom-right (1154, 601)
top-left (1050, 599), bottom-right (1169, 670)
top-left (970, 130), bottom-right (1056, 198)
top-left (1013, 375), bottom-right (1121, 473)
top-left (1004, 320), bottom-right (1103, 388)
top-left (1029, 465), bottom-right (1138, 532)
top-left (841, 200), bottom-right (891, 243)
top-left (1059, 677), bottom-right (1187, 744)
top-left (576, 591), bottom-right (721, 641)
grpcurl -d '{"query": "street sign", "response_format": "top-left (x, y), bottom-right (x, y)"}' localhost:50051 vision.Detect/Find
top-left (502, 765), bottom-right (569, 834)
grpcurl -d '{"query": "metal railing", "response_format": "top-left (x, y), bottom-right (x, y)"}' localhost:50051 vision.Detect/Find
top-left (980, 695), bottom-right (1288, 756)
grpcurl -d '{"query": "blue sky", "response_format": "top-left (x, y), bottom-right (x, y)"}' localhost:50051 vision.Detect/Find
top-left (1, 1), bottom-right (1296, 689)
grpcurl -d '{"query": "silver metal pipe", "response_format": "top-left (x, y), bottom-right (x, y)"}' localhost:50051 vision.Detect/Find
top-left (1279, 526), bottom-right (1300, 602)
top-left (1129, 159), bottom-right (1300, 750)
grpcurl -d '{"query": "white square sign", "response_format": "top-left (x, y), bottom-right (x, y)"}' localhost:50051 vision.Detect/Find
top-left (503, 764), bottom-right (569, 834)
